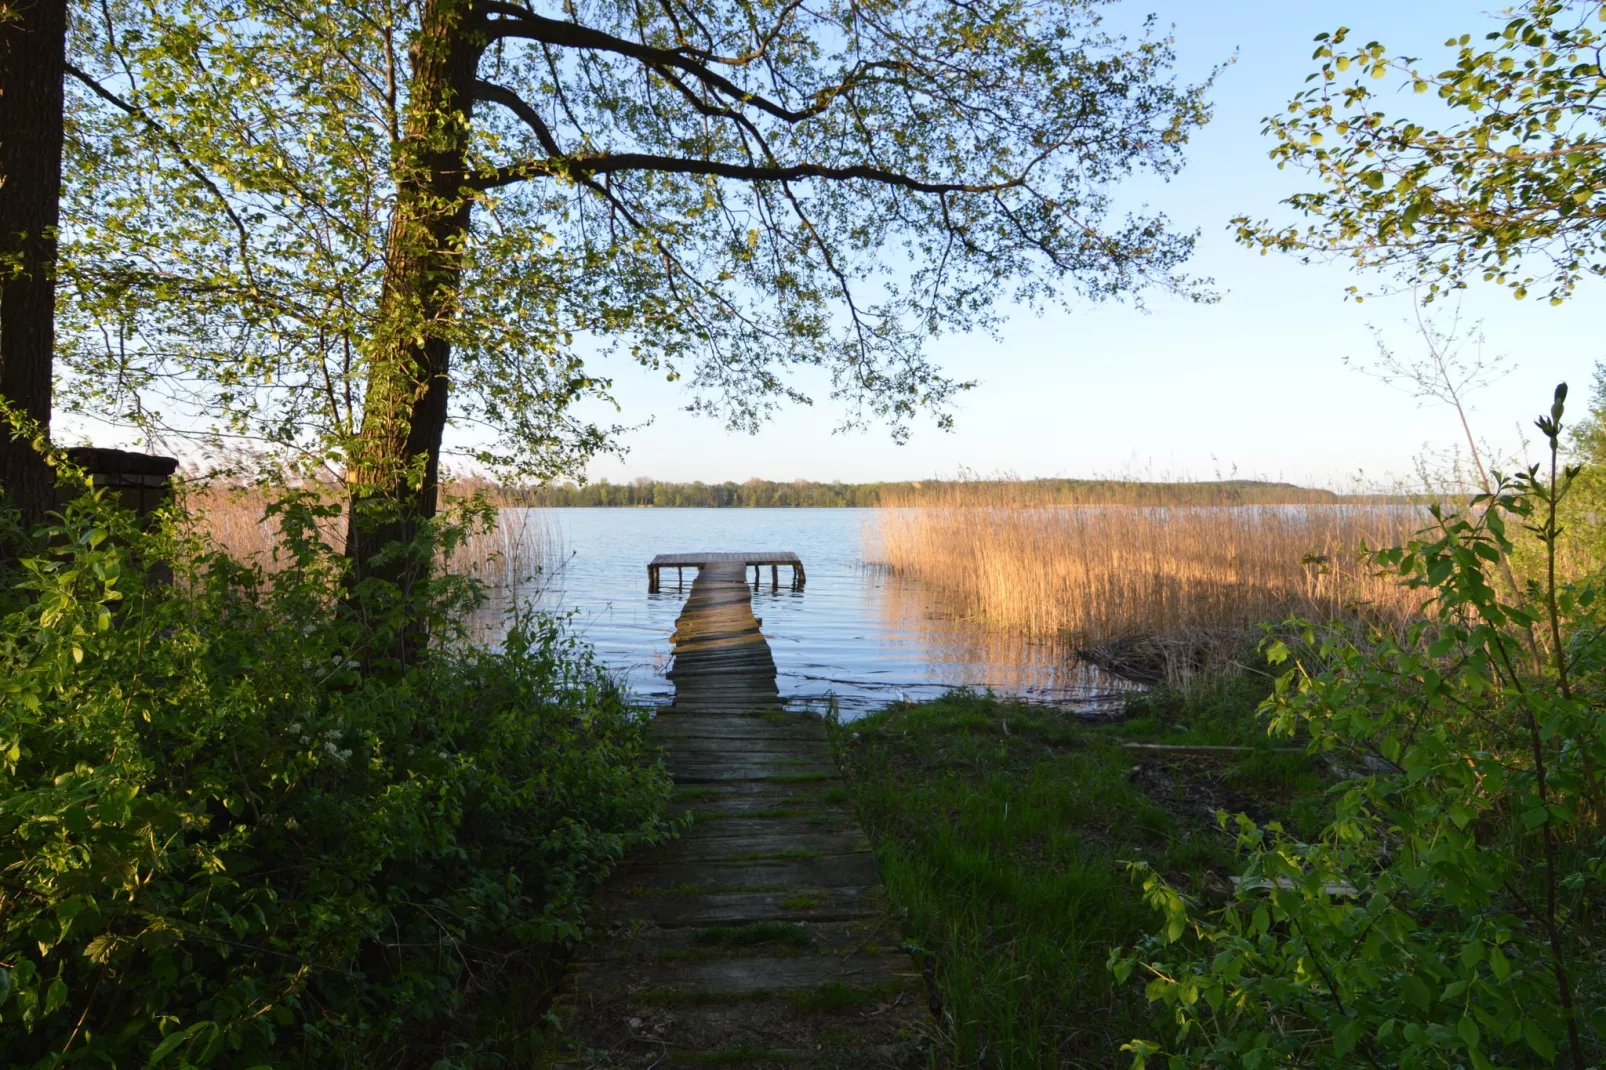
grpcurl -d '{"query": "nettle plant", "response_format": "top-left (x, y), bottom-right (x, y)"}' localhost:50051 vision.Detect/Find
top-left (1112, 386), bottom-right (1606, 1069)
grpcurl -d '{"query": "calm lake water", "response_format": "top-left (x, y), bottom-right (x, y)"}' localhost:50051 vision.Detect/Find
top-left (478, 507), bottom-right (1133, 718)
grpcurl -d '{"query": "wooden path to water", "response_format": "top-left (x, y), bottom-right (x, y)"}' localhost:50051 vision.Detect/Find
top-left (648, 551), bottom-right (805, 593)
top-left (556, 560), bottom-right (928, 1067)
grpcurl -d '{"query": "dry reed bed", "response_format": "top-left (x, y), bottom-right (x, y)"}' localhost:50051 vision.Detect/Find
top-left (870, 501), bottom-right (1427, 647)
top-left (181, 485), bottom-right (551, 586)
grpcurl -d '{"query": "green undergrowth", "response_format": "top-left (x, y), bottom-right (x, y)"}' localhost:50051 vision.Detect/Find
top-left (832, 686), bottom-right (1328, 1067)
top-left (0, 486), bottom-right (674, 1067)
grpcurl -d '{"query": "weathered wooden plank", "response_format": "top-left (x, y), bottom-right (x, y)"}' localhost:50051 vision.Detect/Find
top-left (650, 551), bottom-right (802, 567)
top-left (576, 918), bottom-right (887, 964)
top-left (661, 740), bottom-right (834, 762)
top-left (651, 714), bottom-right (824, 741)
top-left (674, 816), bottom-right (864, 842)
top-left (572, 952), bottom-right (917, 996)
top-left (614, 854), bottom-right (883, 893)
top-left (600, 886), bottom-right (880, 927)
top-left (673, 809), bottom-right (860, 834)
top-left (667, 763), bottom-right (837, 783)
top-left (668, 779), bottom-right (851, 806)
top-left (631, 829), bottom-right (871, 861)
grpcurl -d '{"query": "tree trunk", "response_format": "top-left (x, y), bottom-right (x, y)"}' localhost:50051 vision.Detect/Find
top-left (0, 0), bottom-right (67, 531)
top-left (344, 0), bottom-right (482, 612)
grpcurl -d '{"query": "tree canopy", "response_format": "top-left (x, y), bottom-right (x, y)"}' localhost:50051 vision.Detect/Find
top-left (64, 0), bottom-right (1218, 489)
top-left (1235, 0), bottom-right (1605, 304)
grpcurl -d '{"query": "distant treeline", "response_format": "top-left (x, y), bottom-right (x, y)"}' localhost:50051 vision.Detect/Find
top-left (500, 478), bottom-right (1369, 508)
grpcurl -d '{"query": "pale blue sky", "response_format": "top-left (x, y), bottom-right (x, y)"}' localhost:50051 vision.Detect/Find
top-left (573, 1), bottom-right (1602, 489)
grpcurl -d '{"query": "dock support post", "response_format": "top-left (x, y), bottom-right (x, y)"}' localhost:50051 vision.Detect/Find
top-left (648, 565), bottom-right (659, 593)
top-left (771, 564), bottom-right (778, 590)
top-left (678, 566), bottom-right (684, 590)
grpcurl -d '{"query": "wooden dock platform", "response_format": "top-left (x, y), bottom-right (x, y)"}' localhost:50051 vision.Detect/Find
top-left (556, 561), bottom-right (928, 1067)
top-left (649, 551), bottom-right (805, 592)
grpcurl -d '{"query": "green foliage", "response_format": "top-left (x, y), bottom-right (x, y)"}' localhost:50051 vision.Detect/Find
top-left (1237, 0), bottom-right (1606, 303)
top-left (1566, 361), bottom-right (1606, 467)
top-left (524, 478), bottom-right (891, 508)
top-left (0, 483), bottom-right (672, 1066)
top-left (1114, 388), bottom-right (1606, 1068)
top-left (520, 477), bottom-right (1354, 508)
top-left (63, 0), bottom-right (1219, 477)
top-left (1558, 362), bottom-right (1606, 562)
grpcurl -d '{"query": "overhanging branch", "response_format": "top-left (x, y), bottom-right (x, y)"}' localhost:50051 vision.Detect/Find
top-left (472, 80), bottom-right (563, 155)
top-left (470, 149), bottom-right (1025, 194)
top-left (480, 5), bottom-right (846, 124)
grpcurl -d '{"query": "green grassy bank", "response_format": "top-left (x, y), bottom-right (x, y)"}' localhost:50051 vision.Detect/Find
top-left (831, 684), bottom-right (1330, 1067)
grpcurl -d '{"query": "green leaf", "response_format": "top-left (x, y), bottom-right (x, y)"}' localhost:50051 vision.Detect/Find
top-left (1401, 973), bottom-right (1431, 1012)
top-left (1523, 1019), bottom-right (1557, 1062)
top-left (1458, 1015), bottom-right (1480, 1049)
top-left (145, 1021), bottom-right (212, 1067)
top-left (1334, 1017), bottom-right (1367, 1056)
top-left (1487, 944), bottom-right (1512, 980)
top-left (44, 976), bottom-right (68, 1015)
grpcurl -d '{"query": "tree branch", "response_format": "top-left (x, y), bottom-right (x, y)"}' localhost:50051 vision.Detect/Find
top-left (65, 62), bottom-right (261, 291)
top-left (472, 80), bottom-right (563, 155)
top-left (480, 6), bottom-right (850, 124)
top-left (470, 149), bottom-right (1024, 194)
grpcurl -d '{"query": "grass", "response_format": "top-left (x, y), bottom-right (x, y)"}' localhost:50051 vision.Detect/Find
top-left (777, 891), bottom-right (829, 910)
top-left (870, 484), bottom-right (1425, 678)
top-left (787, 979), bottom-right (906, 1013)
top-left (832, 687), bottom-right (1330, 1067)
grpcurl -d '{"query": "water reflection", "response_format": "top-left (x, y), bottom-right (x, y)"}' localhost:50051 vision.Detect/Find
top-left (873, 569), bottom-right (1139, 712)
top-left (470, 508), bottom-right (1132, 719)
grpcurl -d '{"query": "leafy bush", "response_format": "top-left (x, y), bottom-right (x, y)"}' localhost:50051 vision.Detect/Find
top-left (0, 483), bottom-right (672, 1066)
top-left (1113, 387), bottom-right (1606, 1068)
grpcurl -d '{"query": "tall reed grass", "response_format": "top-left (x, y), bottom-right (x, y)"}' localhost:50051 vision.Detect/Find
top-left (870, 484), bottom-right (1428, 680)
top-left (181, 483), bottom-right (553, 586)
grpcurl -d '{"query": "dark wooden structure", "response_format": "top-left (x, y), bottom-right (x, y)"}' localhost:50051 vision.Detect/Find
top-left (559, 560), bottom-right (925, 1065)
top-left (62, 448), bottom-right (179, 517)
top-left (648, 550), bottom-right (804, 593)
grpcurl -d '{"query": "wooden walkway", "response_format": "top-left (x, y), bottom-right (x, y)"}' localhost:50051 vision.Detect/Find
top-left (556, 562), bottom-right (928, 1067)
top-left (648, 551), bottom-right (805, 592)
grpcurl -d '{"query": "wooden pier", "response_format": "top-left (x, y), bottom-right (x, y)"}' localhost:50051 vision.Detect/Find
top-left (557, 560), bottom-right (927, 1066)
top-left (648, 551), bottom-right (805, 593)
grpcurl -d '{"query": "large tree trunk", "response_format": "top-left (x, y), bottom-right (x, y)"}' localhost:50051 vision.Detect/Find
top-left (345, 0), bottom-right (482, 612)
top-left (0, 0), bottom-right (67, 531)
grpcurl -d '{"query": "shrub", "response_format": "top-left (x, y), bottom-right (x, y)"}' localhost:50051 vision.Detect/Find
top-left (1113, 387), bottom-right (1606, 1069)
top-left (0, 483), bottom-right (672, 1067)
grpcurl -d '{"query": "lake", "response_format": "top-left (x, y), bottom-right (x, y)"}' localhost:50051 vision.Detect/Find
top-left (479, 507), bottom-right (1134, 718)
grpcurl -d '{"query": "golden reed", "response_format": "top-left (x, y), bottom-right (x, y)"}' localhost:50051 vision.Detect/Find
top-left (869, 482), bottom-right (1427, 646)
top-left (180, 482), bottom-right (551, 584)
